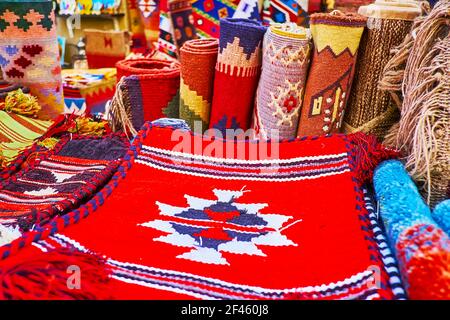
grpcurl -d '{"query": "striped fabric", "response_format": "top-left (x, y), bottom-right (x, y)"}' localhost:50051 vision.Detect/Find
top-left (0, 110), bottom-right (52, 167)
top-left (0, 134), bottom-right (129, 231)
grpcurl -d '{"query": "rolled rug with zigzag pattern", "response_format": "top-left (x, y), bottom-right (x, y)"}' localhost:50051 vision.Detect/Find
top-left (0, 0), bottom-right (64, 120)
top-left (179, 39), bottom-right (218, 131)
top-left (297, 12), bottom-right (366, 137)
top-left (252, 23), bottom-right (311, 140)
top-left (209, 18), bottom-right (266, 135)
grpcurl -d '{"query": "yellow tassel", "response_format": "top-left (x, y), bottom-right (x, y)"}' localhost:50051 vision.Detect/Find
top-left (1, 89), bottom-right (41, 117)
top-left (69, 117), bottom-right (108, 136)
top-left (37, 137), bottom-right (60, 150)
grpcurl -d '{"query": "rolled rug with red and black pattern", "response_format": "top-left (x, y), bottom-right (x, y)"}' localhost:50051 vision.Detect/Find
top-left (209, 18), bottom-right (266, 136)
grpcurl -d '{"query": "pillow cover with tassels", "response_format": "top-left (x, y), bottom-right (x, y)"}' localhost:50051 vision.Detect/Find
top-left (0, 124), bottom-right (401, 300)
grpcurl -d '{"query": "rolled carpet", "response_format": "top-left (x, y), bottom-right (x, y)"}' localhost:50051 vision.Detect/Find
top-left (112, 59), bottom-right (181, 134)
top-left (179, 39), bottom-right (218, 131)
top-left (0, 0), bottom-right (64, 120)
top-left (252, 23), bottom-right (311, 140)
top-left (297, 11), bottom-right (366, 137)
top-left (209, 18), bottom-right (266, 135)
top-left (374, 160), bottom-right (450, 299)
top-left (343, 0), bottom-right (422, 139)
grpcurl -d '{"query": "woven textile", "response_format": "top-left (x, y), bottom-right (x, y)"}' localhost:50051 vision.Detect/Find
top-left (138, 0), bottom-right (161, 48)
top-left (380, 0), bottom-right (449, 207)
top-left (0, 110), bottom-right (52, 168)
top-left (85, 30), bottom-right (131, 69)
top-left (233, 0), bottom-right (261, 20)
top-left (374, 160), bottom-right (450, 299)
top-left (0, 133), bottom-right (129, 231)
top-left (158, 1), bottom-right (178, 57)
top-left (114, 59), bottom-right (181, 131)
top-left (263, 0), bottom-right (309, 27)
top-left (126, 0), bottom-right (148, 52)
top-left (179, 39), bottom-right (218, 131)
top-left (209, 18), bottom-right (266, 134)
top-left (432, 200), bottom-right (450, 237)
top-left (332, 0), bottom-right (372, 13)
top-left (0, 0), bottom-right (63, 120)
top-left (168, 0), bottom-right (198, 51)
top-left (297, 12), bottom-right (366, 137)
top-left (252, 24), bottom-right (311, 140)
top-left (191, 0), bottom-right (238, 38)
top-left (0, 81), bottom-right (29, 102)
top-left (343, 0), bottom-right (421, 139)
top-left (0, 124), bottom-right (401, 299)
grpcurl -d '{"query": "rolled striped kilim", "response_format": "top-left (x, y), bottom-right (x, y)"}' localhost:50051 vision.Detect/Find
top-left (179, 39), bottom-right (219, 131)
top-left (343, 0), bottom-right (421, 139)
top-left (209, 18), bottom-right (266, 135)
top-left (113, 58), bottom-right (181, 133)
top-left (252, 24), bottom-right (311, 140)
top-left (0, 0), bottom-right (64, 120)
top-left (297, 12), bottom-right (366, 137)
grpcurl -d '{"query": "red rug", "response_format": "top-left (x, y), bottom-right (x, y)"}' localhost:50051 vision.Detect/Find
top-left (0, 124), bottom-right (399, 299)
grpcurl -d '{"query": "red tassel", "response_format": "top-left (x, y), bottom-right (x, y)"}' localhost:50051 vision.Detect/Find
top-left (41, 114), bottom-right (77, 140)
top-left (348, 132), bottom-right (399, 184)
top-left (0, 248), bottom-right (112, 300)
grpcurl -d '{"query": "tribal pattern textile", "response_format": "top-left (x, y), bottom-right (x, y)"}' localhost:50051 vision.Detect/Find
top-left (232, 0), bottom-right (261, 20)
top-left (374, 160), bottom-right (450, 300)
top-left (179, 39), bottom-right (218, 131)
top-left (0, 0), bottom-right (64, 120)
top-left (115, 59), bottom-right (181, 130)
top-left (126, 0), bottom-right (148, 52)
top-left (138, 0), bottom-right (161, 48)
top-left (209, 18), bottom-right (266, 134)
top-left (158, 0), bottom-right (178, 57)
top-left (85, 29), bottom-right (131, 69)
top-left (191, 0), bottom-right (238, 38)
top-left (0, 110), bottom-right (53, 168)
top-left (297, 12), bottom-right (366, 137)
top-left (168, 0), bottom-right (198, 51)
top-left (252, 24), bottom-right (311, 140)
top-left (262, 0), bottom-right (309, 27)
top-left (0, 124), bottom-right (401, 299)
top-left (0, 133), bottom-right (129, 231)
top-left (343, 0), bottom-right (421, 139)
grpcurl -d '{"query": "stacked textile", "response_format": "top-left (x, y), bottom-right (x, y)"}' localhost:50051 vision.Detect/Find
top-left (62, 68), bottom-right (117, 117)
top-left (85, 30), bottom-right (131, 69)
top-left (112, 58), bottom-right (181, 133)
top-left (343, 0), bottom-right (422, 139)
top-left (179, 39), bottom-right (219, 131)
top-left (297, 12), bottom-right (366, 136)
top-left (209, 18), bottom-right (266, 134)
top-left (0, 124), bottom-right (402, 300)
top-left (374, 160), bottom-right (450, 299)
top-left (0, 133), bottom-right (129, 231)
top-left (252, 23), bottom-right (311, 140)
top-left (0, 0), bottom-right (64, 120)
top-left (0, 111), bottom-right (53, 168)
